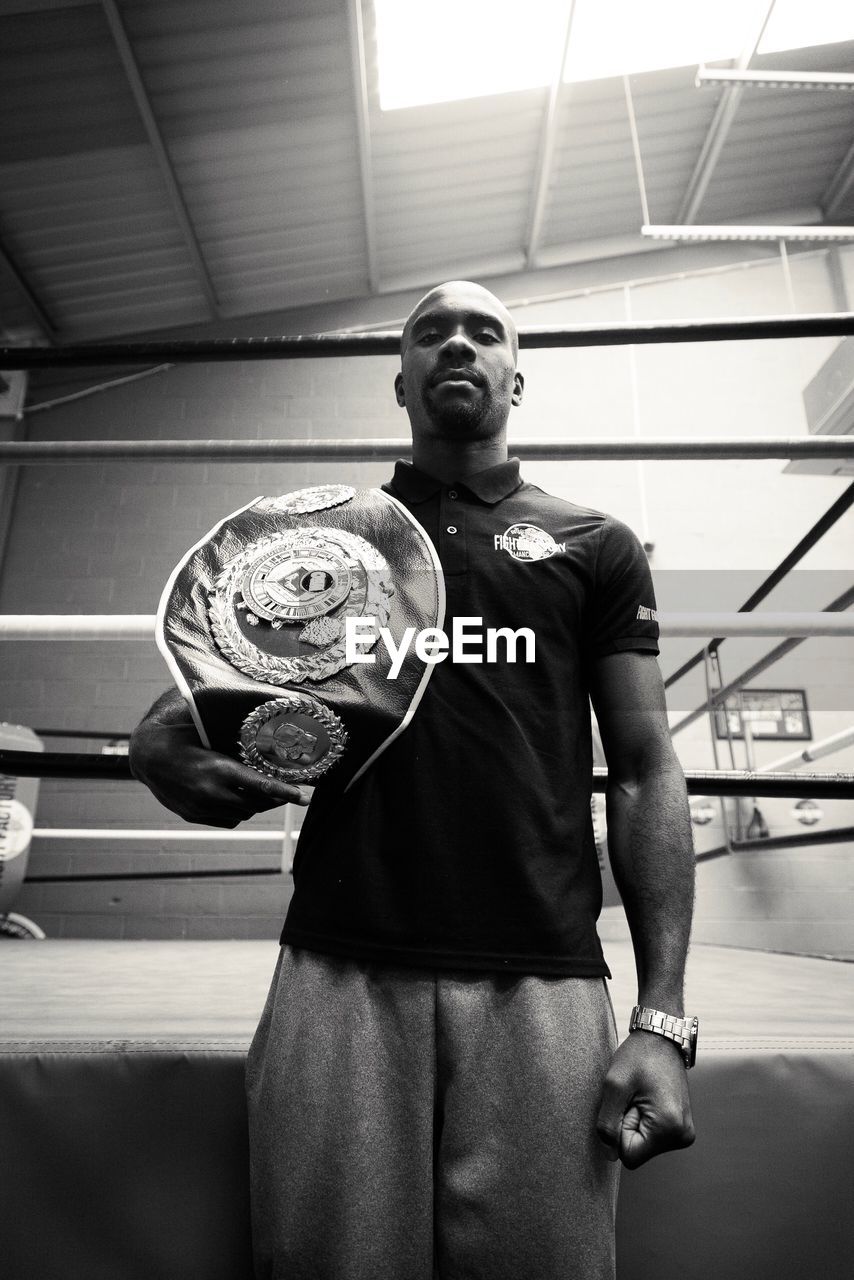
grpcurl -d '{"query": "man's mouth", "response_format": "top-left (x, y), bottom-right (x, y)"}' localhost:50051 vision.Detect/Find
top-left (431, 369), bottom-right (482, 387)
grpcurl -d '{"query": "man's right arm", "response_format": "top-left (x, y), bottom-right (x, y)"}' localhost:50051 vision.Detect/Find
top-left (128, 688), bottom-right (310, 827)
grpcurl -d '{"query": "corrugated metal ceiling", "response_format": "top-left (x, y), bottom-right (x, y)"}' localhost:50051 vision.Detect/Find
top-left (0, 0), bottom-right (853, 342)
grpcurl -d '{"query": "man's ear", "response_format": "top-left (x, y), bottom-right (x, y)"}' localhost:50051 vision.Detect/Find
top-left (511, 371), bottom-right (524, 407)
top-left (394, 372), bottom-right (406, 407)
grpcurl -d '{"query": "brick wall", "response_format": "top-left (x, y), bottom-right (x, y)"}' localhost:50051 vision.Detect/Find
top-left (2, 246), bottom-right (853, 950)
top-left (2, 347), bottom-right (402, 939)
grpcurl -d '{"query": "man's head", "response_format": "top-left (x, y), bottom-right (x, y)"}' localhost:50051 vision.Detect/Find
top-left (395, 280), bottom-right (523, 445)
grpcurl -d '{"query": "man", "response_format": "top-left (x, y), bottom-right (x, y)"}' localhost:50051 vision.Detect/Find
top-left (130, 281), bottom-right (696, 1280)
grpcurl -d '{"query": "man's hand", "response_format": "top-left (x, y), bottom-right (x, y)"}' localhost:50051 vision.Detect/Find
top-left (596, 1031), bottom-right (695, 1169)
top-left (128, 716), bottom-right (310, 828)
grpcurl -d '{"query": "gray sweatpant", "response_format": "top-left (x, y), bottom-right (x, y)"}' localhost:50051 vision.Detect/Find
top-left (246, 945), bottom-right (619, 1280)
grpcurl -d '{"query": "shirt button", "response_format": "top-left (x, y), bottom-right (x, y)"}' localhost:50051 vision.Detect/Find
top-left (448, 489), bottom-right (458, 499)
top-left (446, 525), bottom-right (458, 535)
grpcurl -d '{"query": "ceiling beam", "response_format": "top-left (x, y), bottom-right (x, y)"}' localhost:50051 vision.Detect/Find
top-left (346, 0), bottom-right (379, 294)
top-left (0, 1), bottom-right (90, 14)
top-left (676, 0), bottom-right (778, 225)
top-left (524, 1), bottom-right (578, 270)
top-left (0, 234), bottom-right (57, 339)
top-left (822, 134), bottom-right (854, 220)
top-left (824, 245), bottom-right (850, 311)
top-left (99, 0), bottom-right (220, 318)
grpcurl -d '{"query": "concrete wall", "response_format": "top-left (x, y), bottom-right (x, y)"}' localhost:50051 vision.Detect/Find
top-left (1, 242), bottom-right (852, 952)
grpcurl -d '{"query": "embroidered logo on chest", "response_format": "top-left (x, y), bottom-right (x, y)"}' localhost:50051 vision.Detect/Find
top-left (493, 523), bottom-right (566, 562)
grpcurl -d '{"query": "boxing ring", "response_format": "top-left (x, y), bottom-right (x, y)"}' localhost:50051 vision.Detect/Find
top-left (0, 939), bottom-right (851, 1280)
top-left (1, 311), bottom-right (853, 1279)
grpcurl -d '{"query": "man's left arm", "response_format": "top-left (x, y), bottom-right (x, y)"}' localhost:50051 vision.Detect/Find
top-left (589, 649), bottom-right (696, 1170)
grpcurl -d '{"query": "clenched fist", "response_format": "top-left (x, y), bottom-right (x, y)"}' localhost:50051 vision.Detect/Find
top-left (596, 1030), bottom-right (695, 1169)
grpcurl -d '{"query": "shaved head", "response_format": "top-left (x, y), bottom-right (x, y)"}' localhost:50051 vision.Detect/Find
top-left (401, 280), bottom-right (518, 360)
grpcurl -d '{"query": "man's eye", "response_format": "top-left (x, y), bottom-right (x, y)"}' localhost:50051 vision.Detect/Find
top-left (417, 331), bottom-right (440, 343)
top-left (477, 331), bottom-right (499, 343)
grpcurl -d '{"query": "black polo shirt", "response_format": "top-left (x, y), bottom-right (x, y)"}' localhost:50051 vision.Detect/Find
top-left (280, 457), bottom-right (659, 976)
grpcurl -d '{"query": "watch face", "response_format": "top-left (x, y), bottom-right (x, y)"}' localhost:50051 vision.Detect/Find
top-left (688, 1016), bottom-right (699, 1069)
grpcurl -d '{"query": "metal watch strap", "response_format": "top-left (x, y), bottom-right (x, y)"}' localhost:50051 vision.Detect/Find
top-left (629, 1005), bottom-right (698, 1069)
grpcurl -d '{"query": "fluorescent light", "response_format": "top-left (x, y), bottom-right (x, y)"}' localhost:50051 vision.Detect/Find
top-left (642, 224), bottom-right (854, 242)
top-left (374, 0), bottom-right (854, 112)
top-left (696, 68), bottom-right (854, 90)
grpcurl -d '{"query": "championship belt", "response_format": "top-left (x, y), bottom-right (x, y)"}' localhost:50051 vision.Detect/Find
top-left (157, 485), bottom-right (444, 791)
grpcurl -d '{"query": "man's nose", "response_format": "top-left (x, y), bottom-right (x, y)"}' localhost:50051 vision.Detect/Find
top-left (439, 329), bottom-right (476, 360)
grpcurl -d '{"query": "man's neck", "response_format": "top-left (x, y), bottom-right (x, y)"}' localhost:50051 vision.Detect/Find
top-left (410, 437), bottom-right (508, 484)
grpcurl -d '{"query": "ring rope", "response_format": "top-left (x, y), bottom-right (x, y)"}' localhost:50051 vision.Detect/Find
top-left (1, 751), bottom-right (852, 797)
top-left (1, 437), bottom-right (852, 465)
top-left (670, 585), bottom-right (854, 737)
top-left (665, 481), bottom-right (854, 690)
top-left (2, 310), bottom-right (854, 368)
top-left (1, 612), bottom-right (852, 641)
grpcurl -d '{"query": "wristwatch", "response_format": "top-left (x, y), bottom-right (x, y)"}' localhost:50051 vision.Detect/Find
top-left (629, 1005), bottom-right (698, 1069)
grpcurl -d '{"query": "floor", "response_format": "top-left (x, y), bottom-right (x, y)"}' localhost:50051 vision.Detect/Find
top-left (1, 937), bottom-right (852, 1043)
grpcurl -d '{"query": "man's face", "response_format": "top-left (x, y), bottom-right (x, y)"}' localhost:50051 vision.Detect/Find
top-left (395, 281), bottom-right (523, 443)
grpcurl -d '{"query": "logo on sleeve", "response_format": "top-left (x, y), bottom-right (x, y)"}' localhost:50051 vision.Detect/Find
top-left (636, 605), bottom-right (658, 621)
top-left (494, 524), bottom-right (565, 562)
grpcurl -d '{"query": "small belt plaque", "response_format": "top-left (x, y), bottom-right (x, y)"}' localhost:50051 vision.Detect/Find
top-left (239, 695), bottom-right (347, 783)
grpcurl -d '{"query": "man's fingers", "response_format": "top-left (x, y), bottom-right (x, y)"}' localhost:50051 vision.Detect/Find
top-left (618, 1106), bottom-right (652, 1169)
top-left (216, 760), bottom-right (312, 809)
top-left (595, 1075), bottom-right (627, 1161)
top-left (152, 785), bottom-right (255, 828)
top-left (595, 1117), bottom-right (622, 1159)
top-left (185, 807), bottom-right (246, 830)
top-left (618, 1103), bottom-right (696, 1170)
top-left (138, 737), bottom-right (311, 825)
top-left (599, 1137), bottom-right (621, 1163)
top-left (149, 772), bottom-right (309, 828)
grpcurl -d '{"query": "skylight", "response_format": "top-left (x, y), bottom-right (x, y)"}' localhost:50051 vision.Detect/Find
top-left (374, 0), bottom-right (854, 111)
top-left (374, 0), bottom-right (566, 111)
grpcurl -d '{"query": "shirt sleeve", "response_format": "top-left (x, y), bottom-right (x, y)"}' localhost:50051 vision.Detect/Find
top-left (586, 514), bottom-right (659, 658)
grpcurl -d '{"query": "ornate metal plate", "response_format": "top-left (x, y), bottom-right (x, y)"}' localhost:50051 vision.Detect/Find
top-left (208, 525), bottom-right (393, 685)
top-left (257, 484), bottom-right (356, 515)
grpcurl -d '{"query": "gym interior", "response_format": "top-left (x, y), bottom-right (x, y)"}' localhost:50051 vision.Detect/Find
top-left (0, 3), bottom-right (852, 1278)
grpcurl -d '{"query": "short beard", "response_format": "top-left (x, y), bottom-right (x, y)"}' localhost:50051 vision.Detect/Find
top-left (423, 385), bottom-right (495, 438)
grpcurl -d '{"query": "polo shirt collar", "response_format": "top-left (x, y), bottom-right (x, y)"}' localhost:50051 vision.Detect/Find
top-left (389, 457), bottom-right (522, 506)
